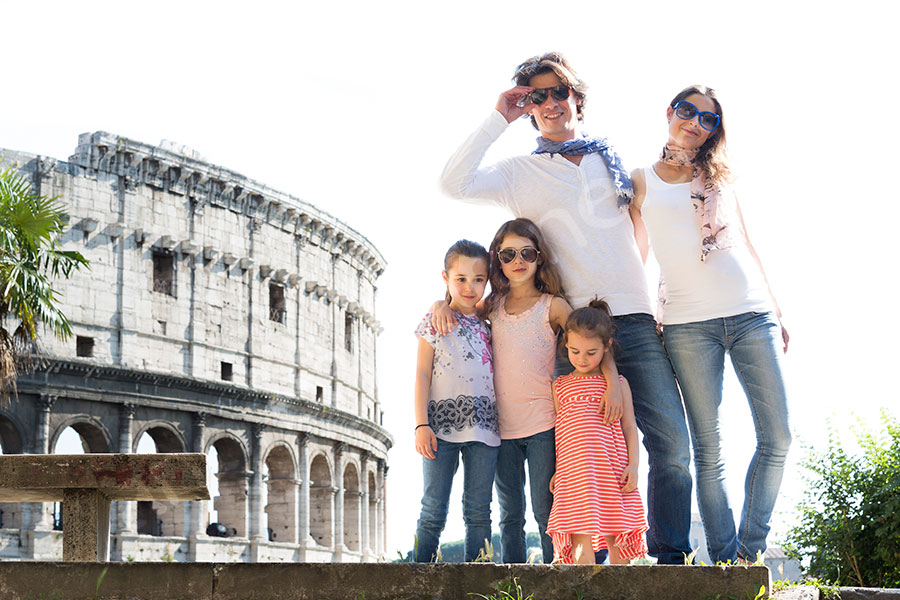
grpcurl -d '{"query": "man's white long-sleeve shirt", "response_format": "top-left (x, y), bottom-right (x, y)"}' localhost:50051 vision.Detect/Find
top-left (440, 110), bottom-right (652, 315)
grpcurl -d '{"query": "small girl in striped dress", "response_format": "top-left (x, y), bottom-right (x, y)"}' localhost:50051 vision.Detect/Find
top-left (547, 299), bottom-right (648, 564)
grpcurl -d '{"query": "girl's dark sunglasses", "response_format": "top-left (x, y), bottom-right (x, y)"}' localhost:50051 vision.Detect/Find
top-left (497, 247), bottom-right (540, 264)
top-left (673, 100), bottom-right (720, 132)
top-left (517, 86), bottom-right (571, 107)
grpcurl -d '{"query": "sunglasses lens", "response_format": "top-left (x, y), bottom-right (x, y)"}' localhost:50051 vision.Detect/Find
top-left (498, 249), bottom-right (517, 264)
top-left (699, 113), bottom-right (719, 131)
top-left (551, 86), bottom-right (570, 101)
top-left (675, 102), bottom-right (697, 120)
top-left (530, 89), bottom-right (548, 105)
top-left (520, 248), bottom-right (539, 262)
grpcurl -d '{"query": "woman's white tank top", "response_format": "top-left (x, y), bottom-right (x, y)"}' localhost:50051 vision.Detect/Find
top-left (640, 166), bottom-right (771, 325)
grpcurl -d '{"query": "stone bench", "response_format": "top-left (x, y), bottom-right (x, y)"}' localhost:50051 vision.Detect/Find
top-left (0, 453), bottom-right (209, 561)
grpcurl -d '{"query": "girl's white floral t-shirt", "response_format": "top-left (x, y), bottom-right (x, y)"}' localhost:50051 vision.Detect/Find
top-left (415, 311), bottom-right (500, 447)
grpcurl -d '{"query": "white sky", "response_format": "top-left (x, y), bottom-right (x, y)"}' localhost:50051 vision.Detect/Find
top-left (6, 0), bottom-right (899, 559)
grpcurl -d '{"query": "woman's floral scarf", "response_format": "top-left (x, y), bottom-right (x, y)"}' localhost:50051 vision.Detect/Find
top-left (659, 143), bottom-right (736, 261)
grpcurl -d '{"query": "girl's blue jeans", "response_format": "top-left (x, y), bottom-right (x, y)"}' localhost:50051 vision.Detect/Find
top-left (663, 311), bottom-right (791, 562)
top-left (494, 428), bottom-right (556, 564)
top-left (414, 438), bottom-right (499, 562)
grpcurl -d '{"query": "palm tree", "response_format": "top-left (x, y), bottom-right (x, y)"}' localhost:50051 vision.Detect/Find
top-left (0, 163), bottom-right (89, 401)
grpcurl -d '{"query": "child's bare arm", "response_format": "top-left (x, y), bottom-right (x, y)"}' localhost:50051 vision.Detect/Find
top-left (600, 351), bottom-right (624, 423)
top-left (414, 337), bottom-right (438, 459)
top-left (618, 377), bottom-right (640, 493)
top-left (548, 296), bottom-right (572, 333)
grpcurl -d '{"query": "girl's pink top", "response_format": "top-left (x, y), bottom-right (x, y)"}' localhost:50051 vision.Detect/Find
top-left (490, 293), bottom-right (557, 439)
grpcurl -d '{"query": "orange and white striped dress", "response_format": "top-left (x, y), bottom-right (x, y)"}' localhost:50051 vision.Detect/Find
top-left (547, 373), bottom-right (649, 563)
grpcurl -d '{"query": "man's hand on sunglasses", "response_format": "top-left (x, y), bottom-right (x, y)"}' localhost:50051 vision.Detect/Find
top-left (496, 86), bottom-right (535, 123)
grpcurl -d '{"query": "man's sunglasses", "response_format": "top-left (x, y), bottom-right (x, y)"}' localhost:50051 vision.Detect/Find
top-left (517, 86), bottom-right (571, 108)
top-left (497, 246), bottom-right (540, 264)
top-left (672, 100), bottom-right (720, 132)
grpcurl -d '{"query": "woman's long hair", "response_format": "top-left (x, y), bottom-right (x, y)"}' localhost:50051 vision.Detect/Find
top-left (483, 218), bottom-right (566, 317)
top-left (669, 85), bottom-right (731, 186)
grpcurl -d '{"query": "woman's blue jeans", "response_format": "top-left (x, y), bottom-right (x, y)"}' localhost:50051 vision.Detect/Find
top-left (663, 311), bottom-right (791, 562)
top-left (495, 428), bottom-right (556, 564)
top-left (414, 438), bottom-right (499, 562)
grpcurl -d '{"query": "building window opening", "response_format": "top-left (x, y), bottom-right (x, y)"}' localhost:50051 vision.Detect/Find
top-left (344, 313), bottom-right (354, 352)
top-left (137, 501), bottom-right (162, 536)
top-left (221, 361), bottom-right (233, 382)
top-left (316, 386), bottom-right (323, 403)
top-left (152, 251), bottom-right (175, 296)
top-left (269, 284), bottom-right (286, 323)
top-left (76, 336), bottom-right (94, 358)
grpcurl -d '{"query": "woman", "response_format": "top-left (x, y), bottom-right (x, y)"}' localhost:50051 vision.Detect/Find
top-left (629, 85), bottom-right (791, 563)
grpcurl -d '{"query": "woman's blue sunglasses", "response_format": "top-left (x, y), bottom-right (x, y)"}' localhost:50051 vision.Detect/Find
top-left (673, 100), bottom-right (720, 132)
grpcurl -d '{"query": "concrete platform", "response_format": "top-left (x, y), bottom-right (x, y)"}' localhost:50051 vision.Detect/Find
top-left (0, 562), bottom-right (772, 599)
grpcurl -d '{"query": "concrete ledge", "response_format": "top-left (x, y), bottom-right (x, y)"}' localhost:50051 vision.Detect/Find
top-left (838, 588), bottom-right (900, 599)
top-left (0, 562), bottom-right (771, 600)
top-left (0, 454), bottom-right (208, 502)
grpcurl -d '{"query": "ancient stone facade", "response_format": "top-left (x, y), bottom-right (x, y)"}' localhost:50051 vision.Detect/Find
top-left (0, 133), bottom-right (391, 562)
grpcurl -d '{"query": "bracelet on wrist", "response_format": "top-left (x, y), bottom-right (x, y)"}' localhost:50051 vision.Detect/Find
top-left (415, 423), bottom-right (430, 431)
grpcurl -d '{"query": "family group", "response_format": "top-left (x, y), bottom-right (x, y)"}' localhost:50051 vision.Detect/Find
top-left (411, 52), bottom-right (791, 566)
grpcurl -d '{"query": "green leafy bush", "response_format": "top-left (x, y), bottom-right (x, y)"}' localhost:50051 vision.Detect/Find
top-left (783, 411), bottom-right (900, 587)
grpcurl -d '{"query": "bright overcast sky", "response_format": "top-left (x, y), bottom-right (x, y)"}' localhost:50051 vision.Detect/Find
top-left (3, 0), bottom-right (897, 558)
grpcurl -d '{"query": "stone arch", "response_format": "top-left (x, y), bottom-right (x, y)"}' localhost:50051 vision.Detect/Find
top-left (0, 411), bottom-right (24, 454)
top-left (367, 470), bottom-right (377, 553)
top-left (51, 417), bottom-right (111, 453)
top-left (308, 452), bottom-right (333, 548)
top-left (135, 423), bottom-right (188, 537)
top-left (343, 461), bottom-right (360, 552)
top-left (263, 442), bottom-right (298, 544)
top-left (207, 434), bottom-right (249, 538)
top-left (133, 422), bottom-right (185, 453)
top-left (0, 412), bottom-right (25, 529)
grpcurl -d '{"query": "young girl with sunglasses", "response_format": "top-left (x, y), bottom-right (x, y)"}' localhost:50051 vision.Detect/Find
top-left (413, 240), bottom-right (500, 562)
top-left (547, 299), bottom-right (647, 564)
top-left (629, 86), bottom-right (791, 563)
top-left (482, 218), bottom-right (621, 565)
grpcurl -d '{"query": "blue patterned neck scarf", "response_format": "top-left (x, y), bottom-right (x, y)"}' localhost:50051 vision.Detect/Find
top-left (533, 134), bottom-right (633, 207)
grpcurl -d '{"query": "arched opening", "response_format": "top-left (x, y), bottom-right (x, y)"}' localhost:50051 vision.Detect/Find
top-left (308, 454), bottom-right (333, 547)
top-left (263, 444), bottom-right (297, 544)
top-left (368, 471), bottom-right (377, 553)
top-left (208, 437), bottom-right (248, 538)
top-left (343, 462), bottom-right (360, 552)
top-left (135, 425), bottom-right (187, 537)
top-left (0, 413), bottom-right (24, 529)
top-left (54, 421), bottom-right (110, 454)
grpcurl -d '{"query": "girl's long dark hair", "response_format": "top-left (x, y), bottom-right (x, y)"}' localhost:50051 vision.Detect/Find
top-left (669, 85), bottom-right (731, 186)
top-left (483, 218), bottom-right (566, 317)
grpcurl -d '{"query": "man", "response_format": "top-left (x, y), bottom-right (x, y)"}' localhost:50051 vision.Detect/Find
top-left (439, 52), bottom-right (693, 565)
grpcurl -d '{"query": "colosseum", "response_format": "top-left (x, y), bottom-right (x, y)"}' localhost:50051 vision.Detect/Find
top-left (0, 132), bottom-right (391, 562)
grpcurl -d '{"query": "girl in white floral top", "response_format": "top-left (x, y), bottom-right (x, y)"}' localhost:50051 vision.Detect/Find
top-left (413, 240), bottom-right (499, 562)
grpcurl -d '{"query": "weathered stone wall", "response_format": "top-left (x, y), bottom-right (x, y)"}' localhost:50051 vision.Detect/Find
top-left (0, 133), bottom-right (392, 562)
top-left (0, 562), bottom-right (775, 600)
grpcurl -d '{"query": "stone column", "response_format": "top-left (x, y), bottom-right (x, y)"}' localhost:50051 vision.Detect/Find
top-left (360, 452), bottom-right (371, 561)
top-left (332, 442), bottom-right (345, 561)
top-left (21, 393), bottom-right (58, 558)
top-left (378, 460), bottom-right (388, 558)
top-left (297, 433), bottom-right (310, 560)
top-left (31, 394), bottom-right (57, 531)
top-left (187, 412), bottom-right (206, 561)
top-left (115, 403), bottom-right (136, 536)
top-left (248, 423), bottom-right (264, 561)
